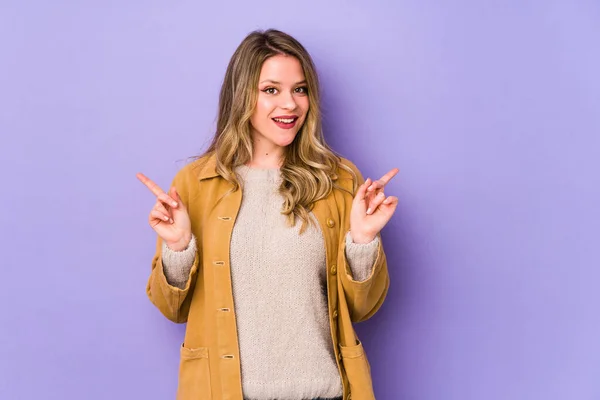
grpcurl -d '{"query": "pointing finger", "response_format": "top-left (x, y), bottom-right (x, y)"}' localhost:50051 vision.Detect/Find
top-left (136, 173), bottom-right (178, 208)
top-left (368, 168), bottom-right (399, 191)
top-left (136, 173), bottom-right (165, 197)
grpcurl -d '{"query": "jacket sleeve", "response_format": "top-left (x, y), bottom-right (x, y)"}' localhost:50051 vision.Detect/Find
top-left (337, 159), bottom-right (391, 323)
top-left (145, 166), bottom-right (201, 323)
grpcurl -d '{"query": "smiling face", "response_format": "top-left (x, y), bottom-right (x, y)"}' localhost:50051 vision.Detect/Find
top-left (249, 54), bottom-right (310, 159)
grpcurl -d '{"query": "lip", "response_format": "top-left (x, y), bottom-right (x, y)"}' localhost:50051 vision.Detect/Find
top-left (272, 115), bottom-right (299, 130)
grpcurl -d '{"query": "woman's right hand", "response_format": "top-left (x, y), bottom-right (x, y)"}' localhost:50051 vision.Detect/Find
top-left (136, 173), bottom-right (192, 251)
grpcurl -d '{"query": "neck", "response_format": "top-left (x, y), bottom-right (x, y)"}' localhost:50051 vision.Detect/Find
top-left (248, 141), bottom-right (285, 169)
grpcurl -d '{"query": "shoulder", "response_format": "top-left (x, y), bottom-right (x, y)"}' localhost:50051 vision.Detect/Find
top-left (336, 156), bottom-right (364, 185)
top-left (330, 156), bottom-right (364, 198)
top-left (172, 153), bottom-right (217, 183)
top-left (338, 157), bottom-right (361, 178)
top-left (168, 154), bottom-right (218, 199)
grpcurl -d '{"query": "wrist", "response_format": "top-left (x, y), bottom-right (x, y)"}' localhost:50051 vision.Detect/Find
top-left (349, 230), bottom-right (376, 244)
top-left (166, 234), bottom-right (192, 252)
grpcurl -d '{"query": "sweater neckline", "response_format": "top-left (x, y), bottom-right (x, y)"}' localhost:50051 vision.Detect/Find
top-left (235, 164), bottom-right (281, 183)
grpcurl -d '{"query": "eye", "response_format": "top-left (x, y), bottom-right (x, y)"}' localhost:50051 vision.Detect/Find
top-left (262, 87), bottom-right (278, 95)
top-left (295, 86), bottom-right (308, 94)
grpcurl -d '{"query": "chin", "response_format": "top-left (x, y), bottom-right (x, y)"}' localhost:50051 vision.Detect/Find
top-left (274, 133), bottom-right (299, 147)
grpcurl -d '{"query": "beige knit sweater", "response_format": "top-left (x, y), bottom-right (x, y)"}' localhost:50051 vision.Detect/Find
top-left (161, 165), bottom-right (379, 400)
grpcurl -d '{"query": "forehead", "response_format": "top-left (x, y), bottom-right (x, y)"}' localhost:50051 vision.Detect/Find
top-left (259, 54), bottom-right (305, 82)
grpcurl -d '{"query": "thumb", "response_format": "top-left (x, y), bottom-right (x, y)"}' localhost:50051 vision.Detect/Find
top-left (170, 187), bottom-right (186, 211)
top-left (353, 178), bottom-right (370, 209)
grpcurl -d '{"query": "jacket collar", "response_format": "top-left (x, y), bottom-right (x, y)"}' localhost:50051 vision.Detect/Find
top-left (197, 153), bottom-right (220, 181)
top-left (196, 152), bottom-right (341, 181)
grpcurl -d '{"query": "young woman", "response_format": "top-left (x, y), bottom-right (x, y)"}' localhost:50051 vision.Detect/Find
top-left (137, 29), bottom-right (398, 400)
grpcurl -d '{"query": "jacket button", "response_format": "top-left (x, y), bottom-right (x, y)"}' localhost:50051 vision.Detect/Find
top-left (332, 310), bottom-right (338, 318)
top-left (330, 265), bottom-right (337, 275)
top-left (327, 218), bottom-right (335, 228)
top-left (338, 352), bottom-right (342, 361)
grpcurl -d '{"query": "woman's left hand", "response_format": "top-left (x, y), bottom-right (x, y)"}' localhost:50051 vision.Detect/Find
top-left (349, 168), bottom-right (399, 244)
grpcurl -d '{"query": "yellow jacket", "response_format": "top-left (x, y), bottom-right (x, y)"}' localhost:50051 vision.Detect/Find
top-left (146, 153), bottom-right (390, 400)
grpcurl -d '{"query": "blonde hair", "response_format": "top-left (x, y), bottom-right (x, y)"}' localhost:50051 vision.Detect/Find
top-left (201, 29), bottom-right (355, 233)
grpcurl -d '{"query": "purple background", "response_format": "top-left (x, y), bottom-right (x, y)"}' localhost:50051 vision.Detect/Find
top-left (2, 1), bottom-right (599, 399)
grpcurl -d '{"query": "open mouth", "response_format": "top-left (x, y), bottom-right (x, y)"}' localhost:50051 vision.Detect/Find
top-left (272, 116), bottom-right (298, 129)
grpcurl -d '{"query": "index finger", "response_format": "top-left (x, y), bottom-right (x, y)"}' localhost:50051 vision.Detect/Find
top-left (368, 168), bottom-right (399, 191)
top-left (136, 172), bottom-right (167, 197)
top-left (378, 168), bottom-right (399, 185)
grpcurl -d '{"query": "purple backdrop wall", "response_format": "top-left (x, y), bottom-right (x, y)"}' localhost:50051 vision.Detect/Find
top-left (1, 1), bottom-right (599, 399)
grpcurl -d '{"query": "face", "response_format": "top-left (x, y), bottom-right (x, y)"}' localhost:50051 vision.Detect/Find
top-left (249, 54), bottom-right (310, 154)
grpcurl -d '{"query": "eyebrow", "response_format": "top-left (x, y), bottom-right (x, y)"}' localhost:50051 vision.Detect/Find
top-left (259, 79), bottom-right (307, 85)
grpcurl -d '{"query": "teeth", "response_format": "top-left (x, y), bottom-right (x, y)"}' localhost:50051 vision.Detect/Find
top-left (273, 118), bottom-right (295, 123)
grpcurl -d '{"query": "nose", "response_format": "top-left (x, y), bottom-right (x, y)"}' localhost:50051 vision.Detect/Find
top-left (279, 91), bottom-right (297, 110)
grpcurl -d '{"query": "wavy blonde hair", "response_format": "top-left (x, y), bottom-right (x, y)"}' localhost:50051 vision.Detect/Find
top-left (200, 29), bottom-right (356, 233)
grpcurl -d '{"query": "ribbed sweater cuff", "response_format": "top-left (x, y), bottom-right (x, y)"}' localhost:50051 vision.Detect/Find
top-left (344, 231), bottom-right (380, 282)
top-left (161, 234), bottom-right (197, 289)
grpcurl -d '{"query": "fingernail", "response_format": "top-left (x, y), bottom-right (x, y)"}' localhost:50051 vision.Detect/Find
top-left (163, 216), bottom-right (169, 221)
top-left (172, 202), bottom-right (178, 207)
top-left (366, 208), bottom-right (372, 215)
top-left (170, 218), bottom-right (174, 224)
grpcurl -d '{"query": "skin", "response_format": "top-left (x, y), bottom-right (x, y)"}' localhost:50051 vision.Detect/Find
top-left (247, 54), bottom-right (309, 169)
top-left (349, 170), bottom-right (399, 244)
top-left (136, 54), bottom-right (399, 249)
top-left (135, 173), bottom-right (192, 251)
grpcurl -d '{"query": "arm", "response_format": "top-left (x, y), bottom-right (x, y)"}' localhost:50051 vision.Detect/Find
top-left (338, 232), bottom-right (390, 323)
top-left (161, 234), bottom-right (197, 289)
top-left (337, 159), bottom-right (392, 323)
top-left (146, 237), bottom-right (200, 323)
top-left (344, 231), bottom-right (380, 282)
top-left (145, 165), bottom-right (201, 323)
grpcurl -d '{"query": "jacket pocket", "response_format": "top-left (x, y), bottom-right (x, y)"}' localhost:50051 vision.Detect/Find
top-left (176, 344), bottom-right (212, 400)
top-left (339, 340), bottom-right (376, 400)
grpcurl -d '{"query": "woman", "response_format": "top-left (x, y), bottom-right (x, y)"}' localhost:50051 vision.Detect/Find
top-left (137, 29), bottom-right (398, 400)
